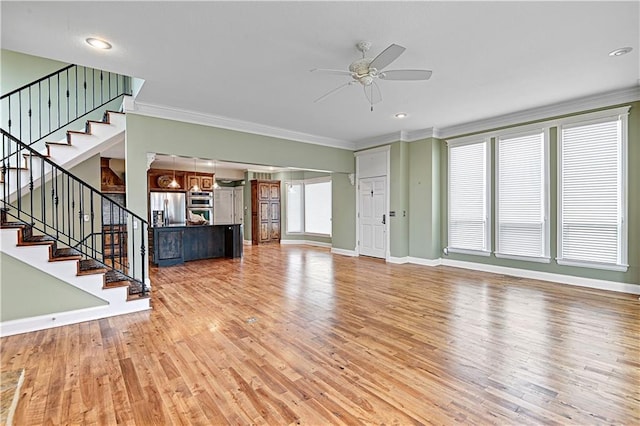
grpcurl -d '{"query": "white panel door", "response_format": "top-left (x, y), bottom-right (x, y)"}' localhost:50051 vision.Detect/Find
top-left (359, 176), bottom-right (386, 258)
top-left (214, 188), bottom-right (234, 224)
top-left (233, 187), bottom-right (244, 224)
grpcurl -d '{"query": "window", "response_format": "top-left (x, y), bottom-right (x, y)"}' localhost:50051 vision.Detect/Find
top-left (286, 177), bottom-right (332, 236)
top-left (496, 130), bottom-right (549, 261)
top-left (286, 182), bottom-right (303, 233)
top-left (558, 109), bottom-right (628, 271)
top-left (304, 179), bottom-right (332, 235)
top-left (448, 139), bottom-right (490, 255)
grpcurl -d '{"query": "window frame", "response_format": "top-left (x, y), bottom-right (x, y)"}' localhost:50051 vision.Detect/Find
top-left (556, 107), bottom-right (629, 272)
top-left (447, 137), bottom-right (492, 256)
top-left (494, 128), bottom-right (551, 263)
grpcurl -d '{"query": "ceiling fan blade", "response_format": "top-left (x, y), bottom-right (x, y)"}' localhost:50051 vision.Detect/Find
top-left (314, 81), bottom-right (354, 103)
top-left (310, 68), bottom-right (353, 76)
top-left (363, 81), bottom-right (382, 105)
top-left (380, 69), bottom-right (433, 81)
top-left (369, 44), bottom-right (406, 71)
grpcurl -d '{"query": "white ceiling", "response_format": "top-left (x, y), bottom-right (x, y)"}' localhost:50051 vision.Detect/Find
top-left (2, 1), bottom-right (638, 148)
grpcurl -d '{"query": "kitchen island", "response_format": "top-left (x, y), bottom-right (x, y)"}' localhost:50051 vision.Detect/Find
top-left (150, 223), bottom-right (243, 266)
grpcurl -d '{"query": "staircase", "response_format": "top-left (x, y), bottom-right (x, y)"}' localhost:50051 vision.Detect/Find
top-left (1, 64), bottom-right (150, 337)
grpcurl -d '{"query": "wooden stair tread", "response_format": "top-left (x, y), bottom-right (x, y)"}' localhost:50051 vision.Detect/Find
top-left (77, 259), bottom-right (107, 275)
top-left (50, 247), bottom-right (82, 261)
top-left (20, 235), bottom-right (55, 245)
top-left (0, 221), bottom-right (28, 229)
top-left (45, 141), bottom-right (70, 146)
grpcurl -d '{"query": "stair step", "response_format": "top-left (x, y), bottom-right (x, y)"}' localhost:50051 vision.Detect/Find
top-left (0, 220), bottom-right (28, 229)
top-left (77, 259), bottom-right (107, 275)
top-left (50, 247), bottom-right (82, 261)
top-left (127, 293), bottom-right (151, 302)
top-left (19, 234), bottom-right (55, 245)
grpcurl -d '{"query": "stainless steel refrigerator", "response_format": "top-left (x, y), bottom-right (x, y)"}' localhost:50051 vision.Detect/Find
top-left (149, 192), bottom-right (186, 225)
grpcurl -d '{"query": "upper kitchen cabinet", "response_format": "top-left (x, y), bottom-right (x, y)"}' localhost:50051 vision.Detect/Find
top-left (148, 168), bottom-right (187, 191)
top-left (186, 174), bottom-right (214, 191)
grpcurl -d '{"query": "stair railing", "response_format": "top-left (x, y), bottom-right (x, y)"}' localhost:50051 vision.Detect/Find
top-left (1, 129), bottom-right (148, 295)
top-left (1, 64), bottom-right (131, 147)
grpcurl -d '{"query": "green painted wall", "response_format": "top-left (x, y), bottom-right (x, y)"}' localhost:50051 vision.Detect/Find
top-left (1, 49), bottom-right (67, 94)
top-left (125, 114), bottom-right (356, 252)
top-left (408, 138), bottom-right (441, 259)
top-left (389, 142), bottom-right (410, 257)
top-left (439, 101), bottom-right (640, 285)
top-left (0, 252), bottom-right (106, 322)
top-left (331, 172), bottom-right (356, 251)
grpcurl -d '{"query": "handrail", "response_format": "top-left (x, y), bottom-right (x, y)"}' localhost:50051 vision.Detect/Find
top-left (1, 129), bottom-right (148, 295)
top-left (1, 63), bottom-right (131, 146)
top-left (1, 64), bottom-right (74, 99)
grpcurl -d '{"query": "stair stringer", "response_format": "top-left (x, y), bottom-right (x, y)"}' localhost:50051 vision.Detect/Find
top-left (0, 227), bottom-right (150, 337)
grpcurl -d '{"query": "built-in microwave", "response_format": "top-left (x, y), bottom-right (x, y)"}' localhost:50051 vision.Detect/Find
top-left (187, 191), bottom-right (213, 208)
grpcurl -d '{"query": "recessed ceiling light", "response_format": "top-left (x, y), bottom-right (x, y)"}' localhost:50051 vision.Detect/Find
top-left (86, 37), bottom-right (112, 50)
top-left (608, 47), bottom-right (632, 57)
top-left (395, 112), bottom-right (408, 119)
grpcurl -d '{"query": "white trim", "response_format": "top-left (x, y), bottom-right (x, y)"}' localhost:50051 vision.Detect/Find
top-left (440, 258), bottom-right (640, 295)
top-left (437, 86), bottom-right (639, 139)
top-left (447, 248), bottom-right (492, 257)
top-left (556, 259), bottom-right (628, 272)
top-left (388, 256), bottom-right (410, 264)
top-left (354, 144), bottom-right (392, 156)
top-left (0, 302), bottom-right (151, 337)
top-left (353, 128), bottom-right (441, 150)
top-left (495, 253), bottom-right (551, 263)
top-left (331, 247), bottom-right (358, 257)
top-left (406, 256), bottom-right (442, 267)
top-left (280, 239), bottom-right (332, 248)
top-left (243, 239), bottom-right (252, 245)
top-left (130, 101), bottom-right (355, 151)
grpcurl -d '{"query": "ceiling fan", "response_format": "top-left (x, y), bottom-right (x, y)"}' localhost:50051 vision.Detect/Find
top-left (311, 41), bottom-right (432, 111)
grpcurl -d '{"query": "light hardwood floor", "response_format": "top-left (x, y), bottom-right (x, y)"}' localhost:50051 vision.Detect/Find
top-left (2, 245), bottom-right (639, 425)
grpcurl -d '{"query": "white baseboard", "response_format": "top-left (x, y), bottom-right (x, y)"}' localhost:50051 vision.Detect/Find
top-left (243, 239), bottom-right (252, 245)
top-left (407, 256), bottom-right (442, 267)
top-left (0, 301), bottom-right (151, 337)
top-left (388, 256), bottom-right (409, 264)
top-left (331, 247), bottom-right (358, 257)
top-left (280, 239), bottom-right (332, 248)
top-left (439, 258), bottom-right (640, 295)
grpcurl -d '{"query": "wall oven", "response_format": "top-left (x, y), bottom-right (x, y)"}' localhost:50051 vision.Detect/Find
top-left (187, 191), bottom-right (213, 208)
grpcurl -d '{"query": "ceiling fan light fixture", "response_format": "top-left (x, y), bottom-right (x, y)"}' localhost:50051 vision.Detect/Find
top-left (86, 37), bottom-right (112, 50)
top-left (608, 47), bottom-right (632, 57)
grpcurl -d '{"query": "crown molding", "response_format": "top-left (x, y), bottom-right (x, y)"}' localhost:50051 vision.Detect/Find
top-left (128, 101), bottom-right (355, 151)
top-left (353, 127), bottom-right (442, 151)
top-left (437, 86), bottom-right (640, 139)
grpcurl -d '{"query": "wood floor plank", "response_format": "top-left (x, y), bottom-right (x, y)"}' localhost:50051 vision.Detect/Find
top-left (2, 245), bottom-right (639, 424)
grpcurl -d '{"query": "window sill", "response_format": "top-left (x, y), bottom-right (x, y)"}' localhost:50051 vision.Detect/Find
top-left (556, 259), bottom-right (628, 272)
top-left (446, 248), bottom-right (491, 257)
top-left (495, 253), bottom-right (551, 263)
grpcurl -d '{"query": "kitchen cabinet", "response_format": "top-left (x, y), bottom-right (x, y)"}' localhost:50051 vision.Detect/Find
top-left (251, 180), bottom-right (280, 245)
top-left (150, 224), bottom-right (242, 266)
top-left (187, 174), bottom-right (214, 191)
top-left (214, 187), bottom-right (244, 225)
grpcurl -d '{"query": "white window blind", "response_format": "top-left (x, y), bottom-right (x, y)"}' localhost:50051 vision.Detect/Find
top-left (448, 140), bottom-right (489, 253)
top-left (497, 131), bottom-right (548, 259)
top-left (559, 116), bottom-right (626, 269)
